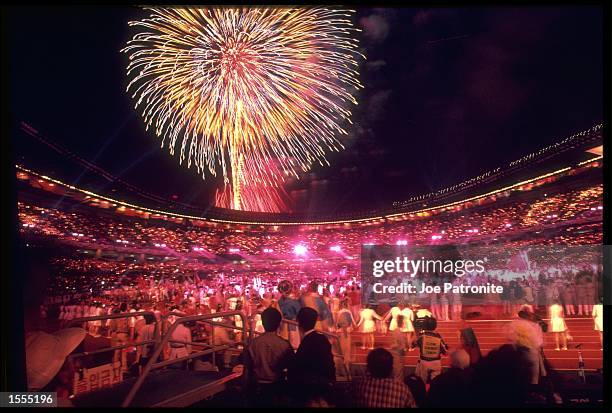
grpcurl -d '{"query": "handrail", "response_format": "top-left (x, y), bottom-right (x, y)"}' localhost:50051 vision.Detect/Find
top-left (121, 311), bottom-right (248, 407)
top-left (68, 340), bottom-right (158, 360)
top-left (66, 310), bottom-right (158, 327)
top-left (65, 311), bottom-right (161, 365)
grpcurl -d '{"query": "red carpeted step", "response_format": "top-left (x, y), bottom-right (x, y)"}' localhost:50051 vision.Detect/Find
top-left (342, 318), bottom-right (603, 371)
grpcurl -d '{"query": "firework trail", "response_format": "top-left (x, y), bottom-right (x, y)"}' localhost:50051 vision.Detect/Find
top-left (123, 7), bottom-right (363, 211)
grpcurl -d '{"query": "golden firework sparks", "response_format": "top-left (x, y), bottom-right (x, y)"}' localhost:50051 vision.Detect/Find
top-left (122, 7), bottom-right (363, 210)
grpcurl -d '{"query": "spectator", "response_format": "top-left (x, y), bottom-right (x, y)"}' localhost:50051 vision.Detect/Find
top-left (470, 344), bottom-right (534, 407)
top-left (353, 348), bottom-right (416, 408)
top-left (108, 304), bottom-right (130, 371)
top-left (167, 308), bottom-right (191, 369)
top-left (507, 318), bottom-right (546, 385)
top-left (288, 307), bottom-right (335, 404)
top-left (426, 349), bottom-right (472, 407)
top-left (244, 307), bottom-right (294, 407)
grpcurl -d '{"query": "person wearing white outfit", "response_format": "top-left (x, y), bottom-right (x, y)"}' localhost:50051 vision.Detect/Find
top-left (439, 293), bottom-right (449, 321)
top-left (357, 306), bottom-right (381, 350)
top-left (382, 304), bottom-right (404, 352)
top-left (382, 305), bottom-right (402, 334)
top-left (549, 301), bottom-right (568, 350)
top-left (592, 301), bottom-right (603, 350)
top-left (400, 305), bottom-right (415, 351)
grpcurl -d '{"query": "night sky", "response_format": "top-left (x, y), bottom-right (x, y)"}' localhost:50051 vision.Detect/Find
top-left (7, 6), bottom-right (603, 215)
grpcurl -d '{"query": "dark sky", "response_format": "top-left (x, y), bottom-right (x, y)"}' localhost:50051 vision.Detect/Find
top-left (7, 6), bottom-right (603, 215)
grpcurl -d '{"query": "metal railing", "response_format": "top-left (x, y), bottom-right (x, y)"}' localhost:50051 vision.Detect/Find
top-left (121, 311), bottom-right (248, 407)
top-left (66, 311), bottom-right (161, 367)
top-left (63, 310), bottom-right (351, 405)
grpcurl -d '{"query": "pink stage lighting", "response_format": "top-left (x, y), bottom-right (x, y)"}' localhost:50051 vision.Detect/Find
top-left (330, 245), bottom-right (342, 252)
top-left (396, 240), bottom-right (408, 246)
top-left (293, 245), bottom-right (307, 256)
top-left (229, 248), bottom-right (240, 253)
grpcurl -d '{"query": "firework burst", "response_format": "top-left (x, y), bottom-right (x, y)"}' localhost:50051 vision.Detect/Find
top-left (123, 7), bottom-right (363, 211)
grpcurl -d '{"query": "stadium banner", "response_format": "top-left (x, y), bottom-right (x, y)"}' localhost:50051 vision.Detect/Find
top-left (360, 244), bottom-right (604, 308)
top-left (72, 363), bottom-right (123, 396)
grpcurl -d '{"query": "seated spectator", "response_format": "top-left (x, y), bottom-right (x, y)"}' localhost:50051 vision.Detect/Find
top-left (353, 348), bottom-right (416, 408)
top-left (405, 374), bottom-right (427, 408)
top-left (470, 344), bottom-right (534, 407)
top-left (243, 307), bottom-right (294, 407)
top-left (288, 307), bottom-right (335, 405)
top-left (426, 349), bottom-right (472, 408)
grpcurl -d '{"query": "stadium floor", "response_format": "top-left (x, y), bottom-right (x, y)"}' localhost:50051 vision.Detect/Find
top-left (349, 318), bottom-right (602, 371)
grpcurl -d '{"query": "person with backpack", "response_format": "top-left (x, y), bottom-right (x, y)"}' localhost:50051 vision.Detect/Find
top-left (411, 317), bottom-right (448, 384)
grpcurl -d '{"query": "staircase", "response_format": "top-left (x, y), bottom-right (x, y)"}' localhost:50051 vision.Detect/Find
top-left (350, 318), bottom-right (602, 371)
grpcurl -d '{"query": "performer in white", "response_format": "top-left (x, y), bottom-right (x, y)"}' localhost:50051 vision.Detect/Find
top-left (400, 304), bottom-right (416, 351)
top-left (382, 304), bottom-right (402, 334)
top-left (382, 303), bottom-right (404, 351)
top-left (592, 300), bottom-right (603, 350)
top-left (357, 305), bottom-right (381, 350)
top-left (549, 300), bottom-right (568, 350)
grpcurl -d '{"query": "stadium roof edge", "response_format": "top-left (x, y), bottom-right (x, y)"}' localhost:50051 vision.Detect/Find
top-left (15, 156), bottom-right (602, 226)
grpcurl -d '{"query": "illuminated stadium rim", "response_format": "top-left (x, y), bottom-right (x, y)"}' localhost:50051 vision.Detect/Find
top-left (16, 156), bottom-right (601, 227)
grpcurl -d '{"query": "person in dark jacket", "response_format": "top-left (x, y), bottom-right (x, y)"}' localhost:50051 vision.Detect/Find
top-left (288, 307), bottom-right (335, 405)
